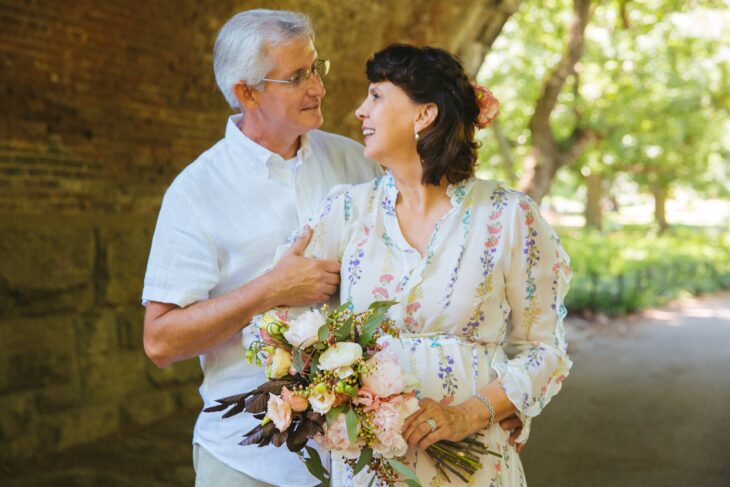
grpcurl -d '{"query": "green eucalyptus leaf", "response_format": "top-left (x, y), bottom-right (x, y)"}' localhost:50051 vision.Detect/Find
top-left (345, 407), bottom-right (359, 444)
top-left (292, 348), bottom-right (304, 373)
top-left (318, 323), bottom-right (330, 343)
top-left (325, 405), bottom-right (345, 426)
top-left (335, 316), bottom-right (354, 342)
top-left (387, 459), bottom-right (421, 486)
top-left (353, 447), bottom-right (373, 476)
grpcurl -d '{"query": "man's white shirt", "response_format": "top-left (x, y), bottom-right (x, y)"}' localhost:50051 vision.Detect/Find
top-left (142, 115), bottom-right (381, 486)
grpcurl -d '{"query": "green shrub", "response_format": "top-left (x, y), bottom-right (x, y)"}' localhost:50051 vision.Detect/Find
top-left (558, 226), bottom-right (730, 316)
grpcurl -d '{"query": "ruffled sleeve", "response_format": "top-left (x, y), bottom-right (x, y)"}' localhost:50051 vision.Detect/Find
top-left (492, 193), bottom-right (572, 425)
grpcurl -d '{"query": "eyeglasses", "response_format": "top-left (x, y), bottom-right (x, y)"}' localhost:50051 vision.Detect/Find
top-left (261, 59), bottom-right (330, 88)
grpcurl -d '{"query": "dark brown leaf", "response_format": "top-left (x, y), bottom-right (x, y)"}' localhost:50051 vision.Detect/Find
top-left (243, 424), bottom-right (263, 438)
top-left (216, 392), bottom-right (251, 403)
top-left (306, 412), bottom-right (324, 423)
top-left (245, 393), bottom-right (268, 414)
top-left (272, 429), bottom-right (288, 447)
top-left (240, 425), bottom-right (264, 446)
top-left (286, 420), bottom-right (310, 452)
top-left (261, 421), bottom-right (276, 436)
top-left (222, 401), bottom-right (246, 419)
top-left (203, 403), bottom-right (229, 413)
top-left (259, 379), bottom-right (294, 394)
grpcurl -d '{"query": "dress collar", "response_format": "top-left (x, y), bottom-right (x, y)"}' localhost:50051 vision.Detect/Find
top-left (381, 171), bottom-right (476, 215)
top-left (381, 171), bottom-right (476, 256)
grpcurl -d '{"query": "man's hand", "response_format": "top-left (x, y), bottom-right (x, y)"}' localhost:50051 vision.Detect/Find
top-left (264, 225), bottom-right (341, 307)
top-left (500, 414), bottom-right (525, 453)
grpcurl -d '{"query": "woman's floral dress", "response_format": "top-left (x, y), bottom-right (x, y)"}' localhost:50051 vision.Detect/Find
top-left (299, 172), bottom-right (572, 486)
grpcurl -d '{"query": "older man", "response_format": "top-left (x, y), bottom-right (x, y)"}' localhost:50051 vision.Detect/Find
top-left (142, 10), bottom-right (380, 487)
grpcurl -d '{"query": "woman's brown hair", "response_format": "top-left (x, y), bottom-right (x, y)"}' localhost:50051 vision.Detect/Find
top-left (365, 44), bottom-right (480, 186)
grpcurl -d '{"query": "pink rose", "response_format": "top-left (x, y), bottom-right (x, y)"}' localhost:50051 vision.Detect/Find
top-left (361, 351), bottom-right (405, 397)
top-left (266, 393), bottom-right (292, 433)
top-left (281, 387), bottom-right (309, 412)
top-left (259, 327), bottom-right (276, 346)
top-left (320, 413), bottom-right (361, 459)
top-left (472, 83), bottom-right (500, 129)
top-left (352, 385), bottom-right (381, 412)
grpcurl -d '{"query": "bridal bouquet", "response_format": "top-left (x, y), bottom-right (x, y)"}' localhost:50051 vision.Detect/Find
top-left (206, 301), bottom-right (496, 486)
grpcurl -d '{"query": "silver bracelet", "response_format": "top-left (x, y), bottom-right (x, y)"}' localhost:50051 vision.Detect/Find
top-left (473, 391), bottom-right (495, 428)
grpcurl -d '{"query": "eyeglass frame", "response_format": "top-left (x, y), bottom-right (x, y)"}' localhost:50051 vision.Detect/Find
top-left (260, 59), bottom-right (330, 88)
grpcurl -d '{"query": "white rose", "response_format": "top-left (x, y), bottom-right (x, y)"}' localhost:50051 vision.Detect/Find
top-left (318, 342), bottom-right (363, 370)
top-left (308, 390), bottom-right (336, 414)
top-left (335, 366), bottom-right (355, 379)
top-left (283, 310), bottom-right (325, 348)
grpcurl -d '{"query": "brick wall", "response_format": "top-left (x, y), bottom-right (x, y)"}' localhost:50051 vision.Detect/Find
top-left (0, 0), bottom-right (516, 463)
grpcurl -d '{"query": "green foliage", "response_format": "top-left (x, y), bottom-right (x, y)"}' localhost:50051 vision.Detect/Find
top-left (478, 0), bottom-right (730, 200)
top-left (561, 225), bottom-right (730, 315)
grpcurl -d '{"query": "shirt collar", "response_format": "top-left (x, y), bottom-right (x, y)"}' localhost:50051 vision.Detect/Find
top-left (225, 115), bottom-right (312, 177)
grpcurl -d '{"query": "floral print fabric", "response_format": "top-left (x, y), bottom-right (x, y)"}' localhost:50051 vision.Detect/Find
top-left (300, 172), bottom-right (572, 486)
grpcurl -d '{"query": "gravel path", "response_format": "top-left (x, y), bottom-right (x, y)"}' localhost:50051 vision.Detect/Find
top-left (522, 292), bottom-right (730, 487)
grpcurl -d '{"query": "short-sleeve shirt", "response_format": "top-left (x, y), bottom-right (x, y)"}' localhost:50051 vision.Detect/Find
top-left (142, 115), bottom-right (381, 486)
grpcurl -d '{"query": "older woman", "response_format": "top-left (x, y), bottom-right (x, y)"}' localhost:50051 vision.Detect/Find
top-left (296, 44), bottom-right (572, 486)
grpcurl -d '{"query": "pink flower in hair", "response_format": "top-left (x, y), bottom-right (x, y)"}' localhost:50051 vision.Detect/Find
top-left (473, 83), bottom-right (500, 129)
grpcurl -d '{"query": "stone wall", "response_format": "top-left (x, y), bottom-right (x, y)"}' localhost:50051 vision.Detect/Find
top-left (0, 0), bottom-right (519, 463)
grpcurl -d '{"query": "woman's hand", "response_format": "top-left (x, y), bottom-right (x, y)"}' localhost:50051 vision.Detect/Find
top-left (402, 398), bottom-right (491, 450)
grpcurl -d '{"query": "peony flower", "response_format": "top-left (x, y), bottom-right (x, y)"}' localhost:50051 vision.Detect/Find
top-left (266, 348), bottom-right (292, 380)
top-left (389, 394), bottom-right (420, 419)
top-left (308, 390), bottom-right (336, 414)
top-left (372, 402), bottom-right (408, 457)
top-left (402, 373), bottom-right (419, 393)
top-left (318, 342), bottom-right (363, 370)
top-left (266, 393), bottom-right (292, 433)
top-left (320, 413), bottom-right (361, 459)
top-left (281, 386), bottom-right (309, 412)
top-left (284, 309), bottom-right (325, 348)
top-left (472, 83), bottom-right (500, 129)
top-left (361, 350), bottom-right (405, 397)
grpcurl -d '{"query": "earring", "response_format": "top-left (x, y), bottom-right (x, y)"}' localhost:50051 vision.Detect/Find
top-left (414, 129), bottom-right (420, 142)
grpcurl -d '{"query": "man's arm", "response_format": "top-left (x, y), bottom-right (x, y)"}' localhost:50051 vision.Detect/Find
top-left (143, 227), bottom-right (340, 368)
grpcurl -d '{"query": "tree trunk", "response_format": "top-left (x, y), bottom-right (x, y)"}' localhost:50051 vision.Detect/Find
top-left (517, 0), bottom-right (594, 203)
top-left (584, 173), bottom-right (603, 230)
top-left (492, 119), bottom-right (517, 186)
top-left (652, 184), bottom-right (669, 234)
top-left (518, 145), bottom-right (559, 203)
top-left (453, 0), bottom-right (524, 77)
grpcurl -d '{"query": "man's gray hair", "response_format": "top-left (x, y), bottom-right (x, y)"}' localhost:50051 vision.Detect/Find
top-left (213, 9), bottom-right (314, 110)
